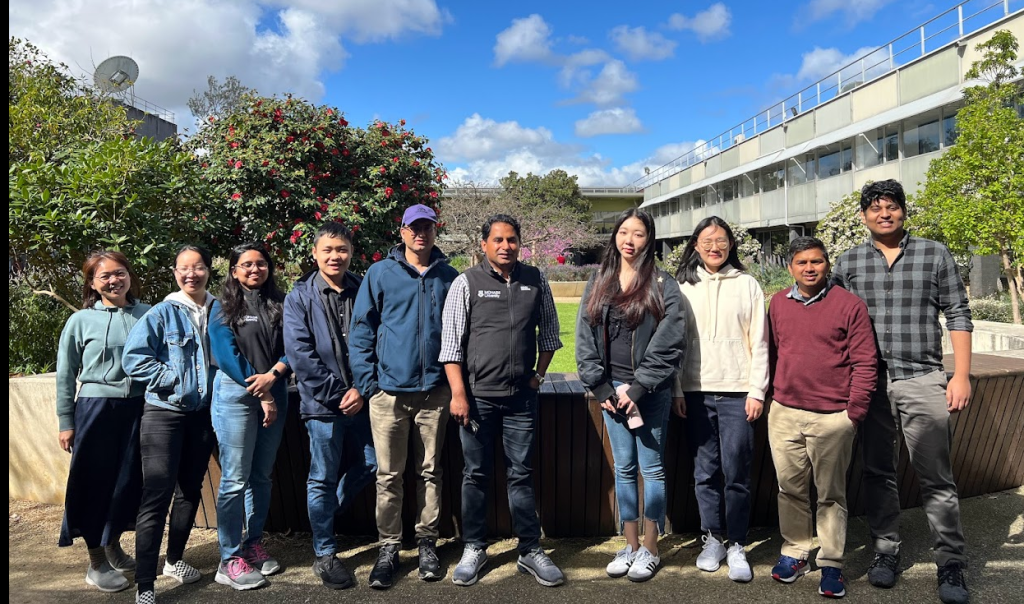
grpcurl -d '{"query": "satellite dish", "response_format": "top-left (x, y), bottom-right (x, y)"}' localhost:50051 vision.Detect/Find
top-left (93, 56), bottom-right (139, 93)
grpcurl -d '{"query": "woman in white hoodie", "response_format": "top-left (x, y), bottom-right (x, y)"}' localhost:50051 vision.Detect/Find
top-left (673, 216), bottom-right (769, 583)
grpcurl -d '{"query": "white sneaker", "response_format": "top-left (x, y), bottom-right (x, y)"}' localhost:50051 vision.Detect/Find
top-left (696, 533), bottom-right (727, 572)
top-left (726, 543), bottom-right (752, 582)
top-left (626, 546), bottom-right (660, 582)
top-left (606, 544), bottom-right (635, 578)
top-left (163, 559), bottom-right (202, 584)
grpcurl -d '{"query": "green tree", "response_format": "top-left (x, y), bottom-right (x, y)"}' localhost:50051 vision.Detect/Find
top-left (9, 38), bottom-right (216, 309)
top-left (187, 75), bottom-right (254, 124)
top-left (500, 169), bottom-right (590, 216)
top-left (920, 30), bottom-right (1024, 323)
top-left (189, 94), bottom-right (447, 270)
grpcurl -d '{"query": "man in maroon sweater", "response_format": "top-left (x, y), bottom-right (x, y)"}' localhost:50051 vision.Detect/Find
top-left (767, 237), bottom-right (877, 599)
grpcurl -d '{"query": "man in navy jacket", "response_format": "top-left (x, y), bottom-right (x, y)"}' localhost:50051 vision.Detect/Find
top-left (284, 222), bottom-right (377, 591)
top-left (349, 204), bottom-right (459, 589)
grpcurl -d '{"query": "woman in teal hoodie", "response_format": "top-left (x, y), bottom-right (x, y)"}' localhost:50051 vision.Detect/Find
top-left (56, 250), bottom-right (151, 593)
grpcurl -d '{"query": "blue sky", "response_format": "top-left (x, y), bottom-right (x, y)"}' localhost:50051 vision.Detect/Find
top-left (10, 0), bottom-right (1019, 186)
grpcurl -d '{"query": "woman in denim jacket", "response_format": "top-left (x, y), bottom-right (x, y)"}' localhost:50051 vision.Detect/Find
top-left (123, 245), bottom-right (217, 604)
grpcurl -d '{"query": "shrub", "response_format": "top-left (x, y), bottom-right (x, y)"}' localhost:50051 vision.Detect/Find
top-left (447, 255), bottom-right (473, 274)
top-left (9, 282), bottom-right (71, 374)
top-left (541, 264), bottom-right (600, 282)
top-left (749, 263), bottom-right (794, 298)
top-left (969, 294), bottom-right (1014, 323)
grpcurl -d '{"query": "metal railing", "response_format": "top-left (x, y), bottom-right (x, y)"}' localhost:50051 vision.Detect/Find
top-left (631, 0), bottom-right (1016, 192)
top-left (128, 94), bottom-right (175, 123)
top-left (444, 186), bottom-right (641, 196)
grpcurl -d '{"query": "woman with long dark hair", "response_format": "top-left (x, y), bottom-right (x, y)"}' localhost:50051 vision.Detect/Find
top-left (576, 208), bottom-right (685, 582)
top-left (208, 242), bottom-right (290, 590)
top-left (674, 216), bottom-right (769, 583)
top-left (123, 245), bottom-right (218, 604)
top-left (56, 250), bottom-right (151, 593)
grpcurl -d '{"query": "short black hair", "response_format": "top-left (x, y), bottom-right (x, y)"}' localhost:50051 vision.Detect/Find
top-left (313, 222), bottom-right (354, 247)
top-left (786, 236), bottom-right (830, 265)
top-left (860, 179), bottom-right (906, 212)
top-left (176, 244), bottom-right (213, 269)
top-left (481, 214), bottom-right (521, 241)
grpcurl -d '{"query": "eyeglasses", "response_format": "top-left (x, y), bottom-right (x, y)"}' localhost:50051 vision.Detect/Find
top-left (402, 223), bottom-right (436, 235)
top-left (173, 265), bottom-right (208, 276)
top-left (235, 261), bottom-right (269, 271)
top-left (698, 238), bottom-right (730, 250)
top-left (93, 270), bottom-right (129, 283)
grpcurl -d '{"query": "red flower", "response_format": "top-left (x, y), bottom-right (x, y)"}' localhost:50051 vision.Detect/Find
top-left (360, 254), bottom-right (367, 261)
top-left (230, 142), bottom-right (239, 149)
top-left (338, 118), bottom-right (348, 126)
top-left (320, 203), bottom-right (329, 211)
top-left (208, 116), bottom-right (216, 122)
top-left (342, 149), bottom-right (350, 156)
top-left (286, 135), bottom-right (295, 143)
top-left (353, 205), bottom-right (360, 213)
top-left (315, 142), bottom-right (325, 150)
top-left (308, 162), bottom-right (315, 171)
top-left (385, 187), bottom-right (394, 198)
top-left (326, 109), bottom-right (334, 116)
top-left (392, 157), bottom-right (399, 163)
top-left (426, 147), bottom-right (432, 153)
top-left (234, 161), bottom-right (243, 169)
top-left (280, 190), bottom-right (290, 199)
top-left (372, 252), bottom-right (383, 262)
top-left (201, 162), bottom-right (208, 168)
top-left (399, 119), bottom-right (406, 126)
top-left (270, 169), bottom-right (277, 176)
top-left (328, 193), bottom-right (336, 200)
top-left (429, 191), bottom-right (439, 198)
top-left (352, 225), bottom-right (360, 232)
top-left (381, 141), bottom-right (388, 147)
top-left (266, 230), bottom-right (277, 240)
top-left (231, 192), bottom-right (242, 200)
top-left (393, 216), bottom-right (402, 223)
top-left (290, 230), bottom-right (302, 244)
top-left (314, 211), bottom-right (322, 220)
top-left (261, 160), bottom-right (270, 167)
top-left (379, 166), bottom-right (386, 174)
top-left (412, 160), bottom-right (420, 167)
top-left (311, 187), bottom-right (317, 194)
top-left (331, 148), bottom-right (340, 156)
top-left (277, 158), bottom-right (285, 165)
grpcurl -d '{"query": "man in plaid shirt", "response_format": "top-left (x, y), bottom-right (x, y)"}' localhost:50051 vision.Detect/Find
top-left (832, 179), bottom-right (972, 604)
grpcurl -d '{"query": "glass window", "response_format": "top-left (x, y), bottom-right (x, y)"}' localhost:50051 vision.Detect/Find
top-left (694, 189), bottom-right (706, 208)
top-left (943, 111), bottom-right (958, 147)
top-left (841, 142), bottom-right (853, 172)
top-left (788, 154), bottom-right (814, 186)
top-left (670, 199), bottom-right (680, 213)
top-left (817, 144), bottom-right (841, 179)
top-left (856, 129), bottom-right (883, 170)
top-left (740, 171), bottom-right (759, 197)
top-left (884, 125), bottom-right (899, 161)
top-left (721, 178), bottom-right (736, 202)
top-left (706, 186), bottom-right (719, 205)
top-left (762, 164), bottom-right (784, 192)
top-left (904, 110), bottom-right (941, 157)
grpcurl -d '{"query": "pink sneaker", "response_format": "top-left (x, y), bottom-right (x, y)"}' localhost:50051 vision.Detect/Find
top-left (215, 557), bottom-right (267, 590)
top-left (243, 543), bottom-right (282, 576)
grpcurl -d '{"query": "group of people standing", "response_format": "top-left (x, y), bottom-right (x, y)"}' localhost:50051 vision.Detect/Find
top-left (55, 178), bottom-right (972, 604)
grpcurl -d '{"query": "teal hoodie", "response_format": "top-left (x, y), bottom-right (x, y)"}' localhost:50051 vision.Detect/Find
top-left (55, 301), bottom-right (152, 431)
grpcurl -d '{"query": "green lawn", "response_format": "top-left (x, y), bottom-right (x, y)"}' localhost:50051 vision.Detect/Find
top-left (549, 302), bottom-right (580, 373)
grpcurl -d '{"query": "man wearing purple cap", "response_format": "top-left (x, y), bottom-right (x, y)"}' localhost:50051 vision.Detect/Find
top-left (349, 204), bottom-right (459, 589)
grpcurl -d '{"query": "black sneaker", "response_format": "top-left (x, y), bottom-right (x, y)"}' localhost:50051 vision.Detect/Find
top-left (937, 561), bottom-right (969, 604)
top-left (369, 544), bottom-right (400, 589)
top-left (418, 537), bottom-right (442, 581)
top-left (313, 554), bottom-right (354, 590)
top-left (867, 553), bottom-right (900, 588)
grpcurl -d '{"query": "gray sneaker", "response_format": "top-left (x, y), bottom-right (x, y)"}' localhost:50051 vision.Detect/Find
top-left (215, 557), bottom-right (268, 590)
top-left (452, 545), bottom-right (488, 586)
top-left (517, 547), bottom-right (565, 587)
top-left (85, 560), bottom-right (129, 592)
top-left (105, 543), bottom-right (136, 572)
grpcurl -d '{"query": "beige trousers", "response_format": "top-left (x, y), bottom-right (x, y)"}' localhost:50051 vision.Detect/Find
top-left (768, 402), bottom-right (857, 568)
top-left (369, 384), bottom-right (451, 543)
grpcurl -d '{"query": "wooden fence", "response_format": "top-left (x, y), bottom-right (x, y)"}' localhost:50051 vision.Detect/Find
top-left (196, 354), bottom-right (1024, 537)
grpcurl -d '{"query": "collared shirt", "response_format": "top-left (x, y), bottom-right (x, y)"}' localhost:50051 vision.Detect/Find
top-left (786, 282), bottom-right (831, 306)
top-left (315, 272), bottom-right (356, 381)
top-left (439, 262), bottom-right (562, 364)
top-left (832, 232), bottom-right (972, 381)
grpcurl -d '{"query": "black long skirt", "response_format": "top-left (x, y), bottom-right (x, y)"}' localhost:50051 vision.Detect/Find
top-left (58, 396), bottom-right (144, 548)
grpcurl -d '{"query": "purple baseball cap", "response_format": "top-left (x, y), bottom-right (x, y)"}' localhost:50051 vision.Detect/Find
top-left (402, 204), bottom-right (438, 225)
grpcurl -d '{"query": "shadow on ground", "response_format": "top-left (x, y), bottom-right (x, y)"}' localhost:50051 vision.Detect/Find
top-left (9, 487), bottom-right (1022, 603)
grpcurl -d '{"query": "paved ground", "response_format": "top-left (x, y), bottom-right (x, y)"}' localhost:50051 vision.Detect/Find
top-left (9, 487), bottom-right (1022, 603)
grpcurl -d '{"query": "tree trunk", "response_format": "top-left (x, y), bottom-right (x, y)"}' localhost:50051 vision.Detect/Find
top-left (1000, 249), bottom-right (1021, 325)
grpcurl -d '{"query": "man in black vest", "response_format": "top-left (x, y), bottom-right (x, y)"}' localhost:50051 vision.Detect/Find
top-left (440, 214), bottom-right (565, 588)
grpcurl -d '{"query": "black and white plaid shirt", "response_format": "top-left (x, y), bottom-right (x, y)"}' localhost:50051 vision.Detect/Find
top-left (832, 232), bottom-right (972, 381)
top-left (439, 265), bottom-right (562, 364)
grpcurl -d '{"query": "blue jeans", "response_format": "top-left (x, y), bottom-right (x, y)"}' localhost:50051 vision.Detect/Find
top-left (211, 374), bottom-right (288, 562)
top-left (460, 391), bottom-right (541, 555)
top-left (604, 384), bottom-right (672, 534)
top-left (685, 392), bottom-right (754, 544)
top-left (305, 411), bottom-right (377, 557)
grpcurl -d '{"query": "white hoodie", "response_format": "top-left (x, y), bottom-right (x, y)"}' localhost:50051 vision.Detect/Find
top-left (675, 266), bottom-right (769, 400)
top-left (164, 291), bottom-right (215, 336)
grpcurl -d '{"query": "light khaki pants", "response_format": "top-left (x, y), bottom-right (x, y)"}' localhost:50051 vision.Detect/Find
top-left (768, 402), bottom-right (857, 568)
top-left (369, 384), bottom-right (451, 544)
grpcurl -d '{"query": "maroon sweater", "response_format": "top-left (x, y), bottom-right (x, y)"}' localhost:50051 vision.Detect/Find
top-left (768, 285), bottom-right (877, 424)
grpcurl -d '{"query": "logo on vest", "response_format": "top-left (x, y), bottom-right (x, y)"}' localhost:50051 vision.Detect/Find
top-left (477, 290), bottom-right (502, 299)
top-left (520, 285), bottom-right (531, 291)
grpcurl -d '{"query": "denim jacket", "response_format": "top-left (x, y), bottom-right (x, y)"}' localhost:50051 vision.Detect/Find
top-left (122, 292), bottom-right (216, 412)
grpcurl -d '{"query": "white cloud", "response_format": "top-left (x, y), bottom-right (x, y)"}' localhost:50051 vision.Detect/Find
top-left (575, 60), bottom-right (640, 106)
top-left (441, 113), bottom-right (699, 187)
top-left (667, 3), bottom-right (732, 42)
top-left (493, 14), bottom-right (555, 66)
top-left (557, 49), bottom-right (611, 88)
top-left (8, 0), bottom-right (446, 125)
top-left (574, 108), bottom-right (644, 137)
top-left (794, 46), bottom-right (888, 82)
top-left (609, 25), bottom-right (676, 61)
top-left (799, 0), bottom-right (894, 27)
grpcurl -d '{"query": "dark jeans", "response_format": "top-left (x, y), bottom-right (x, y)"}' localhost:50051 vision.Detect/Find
top-left (134, 405), bottom-right (216, 586)
top-left (460, 390), bottom-right (541, 555)
top-left (685, 392), bottom-right (754, 545)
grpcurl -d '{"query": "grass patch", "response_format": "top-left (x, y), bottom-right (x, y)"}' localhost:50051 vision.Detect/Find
top-left (549, 301), bottom-right (580, 373)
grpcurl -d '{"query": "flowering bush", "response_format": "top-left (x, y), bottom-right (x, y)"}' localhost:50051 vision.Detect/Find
top-left (189, 94), bottom-right (446, 271)
top-left (541, 264), bottom-right (600, 282)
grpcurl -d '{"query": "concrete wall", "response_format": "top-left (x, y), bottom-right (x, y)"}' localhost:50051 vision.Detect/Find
top-left (126, 107), bottom-right (178, 141)
top-left (852, 73), bottom-right (899, 122)
top-left (900, 47), bottom-right (959, 103)
top-left (9, 374), bottom-right (69, 505)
